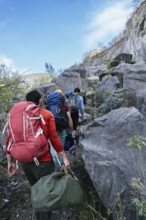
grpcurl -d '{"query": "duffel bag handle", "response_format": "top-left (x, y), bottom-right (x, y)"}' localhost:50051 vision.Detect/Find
top-left (62, 165), bottom-right (78, 181)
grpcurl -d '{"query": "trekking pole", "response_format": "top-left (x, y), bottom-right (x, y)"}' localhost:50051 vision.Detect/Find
top-left (2, 122), bottom-right (8, 134)
top-left (48, 139), bottom-right (62, 167)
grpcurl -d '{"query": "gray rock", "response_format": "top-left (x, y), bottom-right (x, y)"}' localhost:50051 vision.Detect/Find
top-left (112, 63), bottom-right (146, 118)
top-left (53, 71), bottom-right (88, 92)
top-left (80, 107), bottom-right (146, 218)
top-left (86, 64), bottom-right (107, 77)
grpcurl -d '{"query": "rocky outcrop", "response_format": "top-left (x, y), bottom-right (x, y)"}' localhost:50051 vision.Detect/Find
top-left (81, 0), bottom-right (146, 67)
top-left (52, 69), bottom-right (88, 93)
top-left (112, 63), bottom-right (146, 118)
top-left (80, 107), bottom-right (146, 219)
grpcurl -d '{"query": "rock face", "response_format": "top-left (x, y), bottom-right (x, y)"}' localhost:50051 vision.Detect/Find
top-left (81, 1), bottom-right (146, 67)
top-left (112, 63), bottom-right (146, 118)
top-left (80, 107), bottom-right (146, 219)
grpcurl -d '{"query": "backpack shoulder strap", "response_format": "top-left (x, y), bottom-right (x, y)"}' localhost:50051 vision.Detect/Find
top-left (2, 122), bottom-right (8, 134)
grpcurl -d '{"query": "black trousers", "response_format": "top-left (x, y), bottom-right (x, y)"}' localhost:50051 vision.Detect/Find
top-left (71, 111), bottom-right (79, 131)
top-left (21, 161), bottom-right (55, 220)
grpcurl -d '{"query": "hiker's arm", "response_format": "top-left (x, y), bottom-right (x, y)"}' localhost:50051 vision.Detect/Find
top-left (66, 111), bottom-right (73, 130)
top-left (6, 136), bottom-right (16, 176)
top-left (66, 111), bottom-right (75, 138)
top-left (79, 97), bottom-right (84, 118)
top-left (58, 150), bottom-right (70, 168)
top-left (47, 115), bottom-right (70, 167)
top-left (42, 110), bottom-right (64, 152)
top-left (64, 103), bottom-right (73, 131)
top-left (6, 154), bottom-right (16, 176)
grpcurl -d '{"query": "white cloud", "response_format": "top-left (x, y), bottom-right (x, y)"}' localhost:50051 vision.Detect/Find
top-left (0, 55), bottom-right (16, 71)
top-left (83, 0), bottom-right (133, 51)
top-left (0, 55), bottom-right (31, 74)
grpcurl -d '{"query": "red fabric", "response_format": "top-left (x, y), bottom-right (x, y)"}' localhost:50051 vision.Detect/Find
top-left (64, 103), bottom-right (70, 112)
top-left (6, 107), bottom-right (64, 162)
top-left (39, 108), bottom-right (64, 161)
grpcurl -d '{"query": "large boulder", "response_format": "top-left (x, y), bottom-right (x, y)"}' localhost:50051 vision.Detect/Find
top-left (85, 64), bottom-right (107, 78)
top-left (53, 71), bottom-right (88, 93)
top-left (112, 63), bottom-right (146, 118)
top-left (80, 107), bottom-right (146, 219)
top-left (95, 75), bottom-right (121, 109)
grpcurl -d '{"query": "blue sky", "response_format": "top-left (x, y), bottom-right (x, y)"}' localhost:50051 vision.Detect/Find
top-left (0, 0), bottom-right (134, 74)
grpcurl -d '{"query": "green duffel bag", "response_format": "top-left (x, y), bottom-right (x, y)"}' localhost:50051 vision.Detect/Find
top-left (31, 168), bottom-right (88, 212)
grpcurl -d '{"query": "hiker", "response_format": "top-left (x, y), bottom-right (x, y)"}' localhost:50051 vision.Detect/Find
top-left (5, 89), bottom-right (70, 220)
top-left (46, 89), bottom-right (73, 166)
top-left (55, 89), bottom-right (73, 138)
top-left (65, 87), bottom-right (84, 138)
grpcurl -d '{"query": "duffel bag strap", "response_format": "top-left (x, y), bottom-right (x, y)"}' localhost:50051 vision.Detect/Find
top-left (62, 165), bottom-right (78, 181)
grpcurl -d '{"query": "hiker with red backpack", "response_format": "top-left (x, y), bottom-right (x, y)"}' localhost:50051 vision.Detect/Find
top-left (5, 89), bottom-right (70, 220)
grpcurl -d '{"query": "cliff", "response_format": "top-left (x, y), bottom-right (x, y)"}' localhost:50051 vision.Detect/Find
top-left (81, 0), bottom-right (146, 67)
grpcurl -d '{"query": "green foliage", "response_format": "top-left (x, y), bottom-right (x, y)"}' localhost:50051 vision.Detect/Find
top-left (90, 79), bottom-right (98, 85)
top-left (0, 65), bottom-right (26, 114)
top-left (131, 178), bottom-right (146, 217)
top-left (132, 178), bottom-right (144, 192)
top-left (107, 193), bottom-right (126, 220)
top-left (32, 73), bottom-right (56, 88)
top-left (128, 135), bottom-right (146, 218)
top-left (128, 135), bottom-right (146, 178)
top-left (128, 136), bottom-right (146, 151)
top-left (115, 93), bottom-right (123, 99)
top-left (104, 59), bottom-right (112, 75)
top-left (132, 196), bottom-right (146, 217)
top-left (0, 87), bottom-right (22, 113)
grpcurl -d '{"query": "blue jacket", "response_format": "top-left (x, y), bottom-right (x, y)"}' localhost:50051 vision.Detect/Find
top-left (74, 93), bottom-right (84, 118)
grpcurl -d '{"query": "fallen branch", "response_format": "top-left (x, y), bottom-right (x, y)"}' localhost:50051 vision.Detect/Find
top-left (1, 69), bottom-right (31, 89)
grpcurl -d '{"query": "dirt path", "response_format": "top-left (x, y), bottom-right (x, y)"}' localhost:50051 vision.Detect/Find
top-left (0, 164), bottom-right (35, 220)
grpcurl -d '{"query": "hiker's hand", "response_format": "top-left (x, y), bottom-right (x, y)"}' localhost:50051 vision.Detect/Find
top-left (58, 150), bottom-right (70, 168)
top-left (8, 161), bottom-right (16, 176)
top-left (63, 157), bottom-right (70, 169)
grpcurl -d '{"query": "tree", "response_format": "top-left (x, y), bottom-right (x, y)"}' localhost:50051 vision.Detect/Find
top-left (32, 73), bottom-right (57, 88)
top-left (0, 64), bottom-right (27, 115)
top-left (45, 62), bottom-right (55, 73)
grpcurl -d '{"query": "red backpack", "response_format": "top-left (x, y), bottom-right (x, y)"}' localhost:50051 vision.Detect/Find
top-left (8, 101), bottom-right (48, 164)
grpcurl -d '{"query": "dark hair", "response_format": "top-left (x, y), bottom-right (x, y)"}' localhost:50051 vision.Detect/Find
top-left (26, 90), bottom-right (41, 105)
top-left (74, 88), bottom-right (80, 93)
